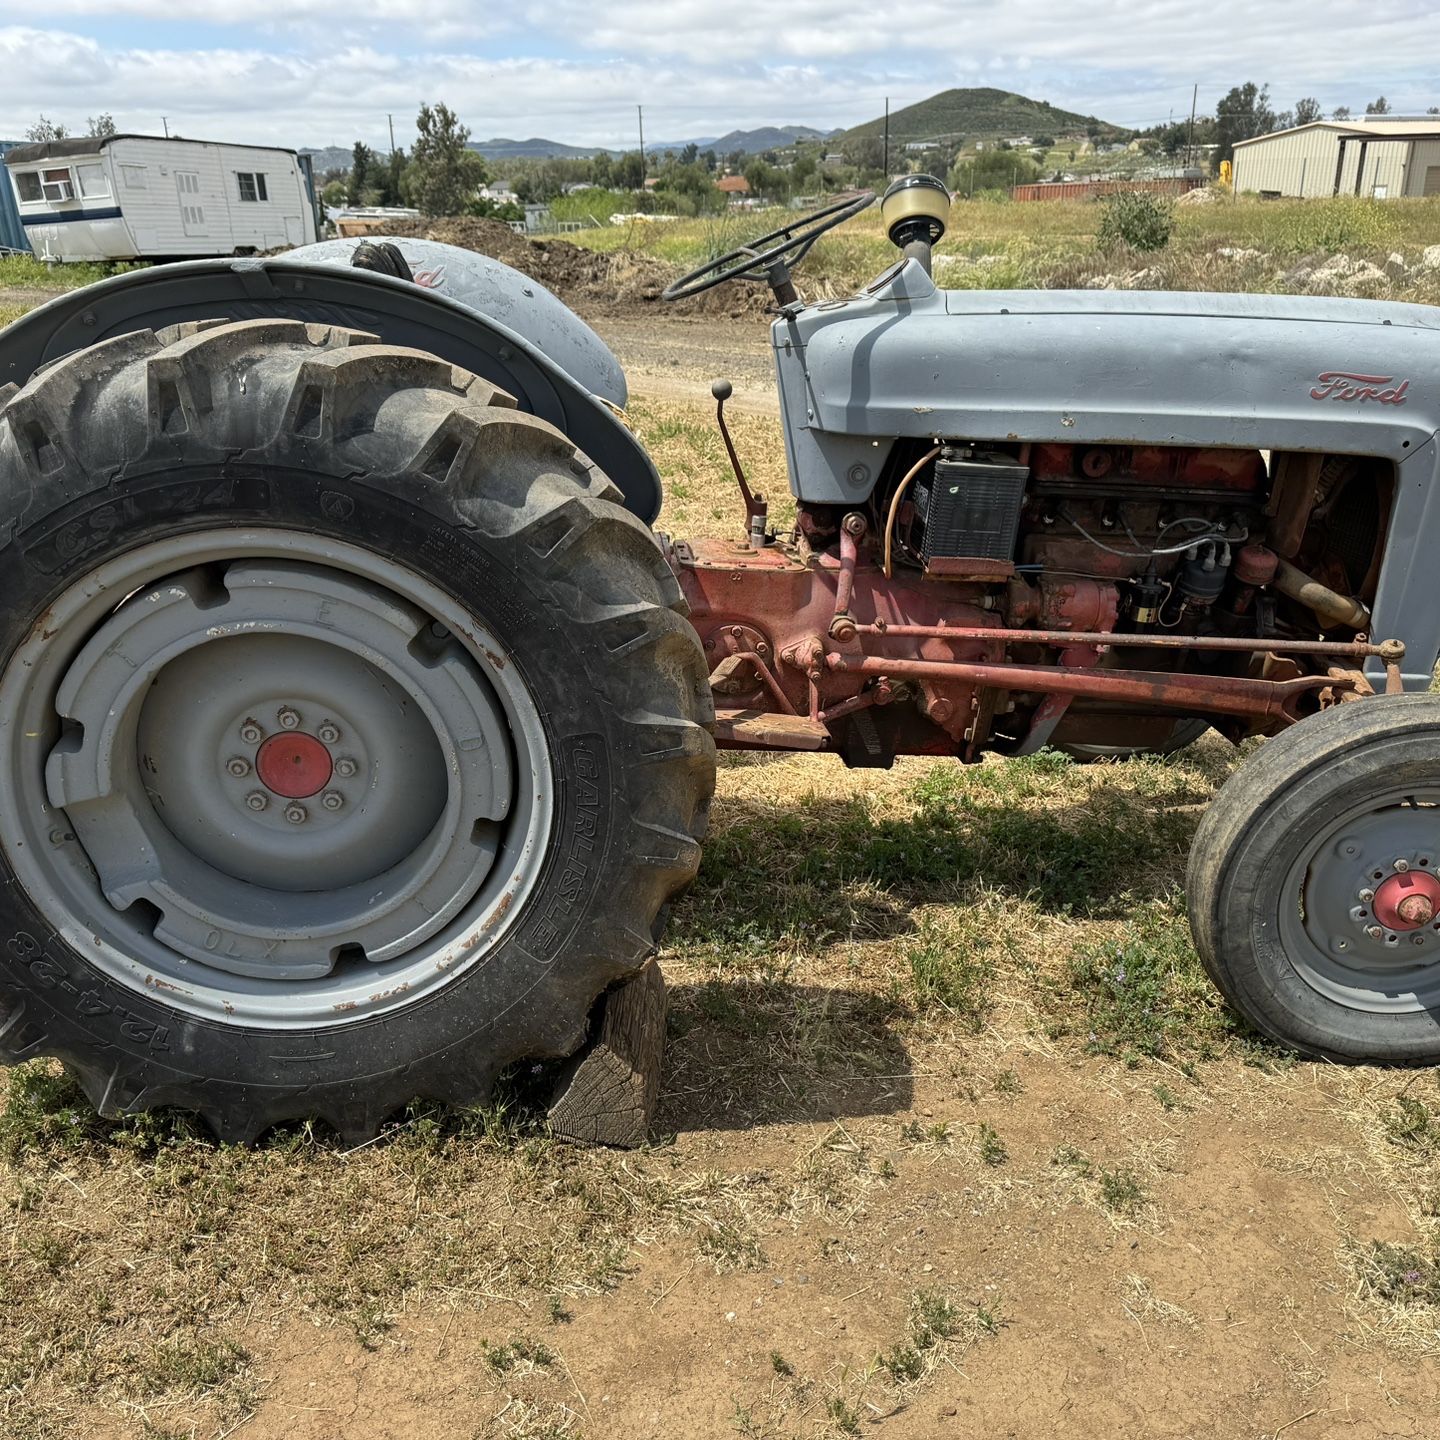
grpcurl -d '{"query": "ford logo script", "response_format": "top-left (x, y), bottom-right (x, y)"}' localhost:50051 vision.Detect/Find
top-left (1310, 371), bottom-right (1409, 405)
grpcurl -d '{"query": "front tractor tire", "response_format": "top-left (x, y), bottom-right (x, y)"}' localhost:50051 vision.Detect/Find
top-left (0, 319), bottom-right (715, 1142)
top-left (1188, 695), bottom-right (1440, 1063)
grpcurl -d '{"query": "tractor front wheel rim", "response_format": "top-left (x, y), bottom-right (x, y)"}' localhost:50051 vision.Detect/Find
top-left (1281, 788), bottom-right (1440, 1014)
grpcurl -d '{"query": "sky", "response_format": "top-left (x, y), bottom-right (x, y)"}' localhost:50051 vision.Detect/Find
top-left (0, 2), bottom-right (1436, 153)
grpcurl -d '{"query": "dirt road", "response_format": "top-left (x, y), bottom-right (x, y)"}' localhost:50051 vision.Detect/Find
top-left (587, 313), bottom-right (779, 414)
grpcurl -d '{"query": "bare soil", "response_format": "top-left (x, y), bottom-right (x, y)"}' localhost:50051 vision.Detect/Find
top-left (227, 1062), bottom-right (1438, 1440)
top-left (381, 216), bottom-right (770, 321)
top-left (591, 314), bottom-right (779, 414)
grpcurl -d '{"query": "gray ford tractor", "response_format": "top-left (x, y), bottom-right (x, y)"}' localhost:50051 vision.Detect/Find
top-left (1, 179), bottom-right (1437, 1141)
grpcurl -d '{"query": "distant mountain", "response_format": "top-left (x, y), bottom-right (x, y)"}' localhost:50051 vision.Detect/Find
top-left (468, 125), bottom-right (836, 161)
top-left (840, 88), bottom-right (1124, 146)
top-left (467, 136), bottom-right (609, 160)
top-left (689, 125), bottom-right (836, 155)
top-left (299, 146), bottom-right (355, 175)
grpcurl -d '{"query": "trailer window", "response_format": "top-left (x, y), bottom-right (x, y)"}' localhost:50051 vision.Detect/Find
top-left (13, 171), bottom-right (42, 203)
top-left (121, 165), bottom-right (147, 190)
top-left (236, 172), bottom-right (268, 203)
top-left (41, 168), bottom-right (76, 202)
top-left (76, 164), bottom-right (110, 199)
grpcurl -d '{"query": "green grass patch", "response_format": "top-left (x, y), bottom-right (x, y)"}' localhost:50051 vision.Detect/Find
top-left (1059, 894), bottom-right (1241, 1062)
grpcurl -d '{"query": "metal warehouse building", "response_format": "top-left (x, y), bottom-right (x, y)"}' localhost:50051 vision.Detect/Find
top-left (1233, 118), bottom-right (1440, 199)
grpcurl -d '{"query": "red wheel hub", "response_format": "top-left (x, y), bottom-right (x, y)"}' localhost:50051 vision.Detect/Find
top-left (256, 732), bottom-right (333, 799)
top-left (1372, 870), bottom-right (1440, 931)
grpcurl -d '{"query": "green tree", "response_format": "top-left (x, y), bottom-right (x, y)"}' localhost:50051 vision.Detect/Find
top-left (350, 142), bottom-right (375, 205)
top-left (408, 102), bottom-right (487, 216)
top-left (842, 136), bottom-right (884, 172)
top-left (87, 113), bottom-right (116, 138)
top-left (742, 158), bottom-right (788, 202)
top-left (679, 142), bottom-right (698, 165)
top-left (1214, 82), bottom-right (1277, 167)
top-left (1332, 106), bottom-right (1352, 120)
top-left (657, 162), bottom-right (718, 211)
top-left (948, 149), bottom-right (1041, 196)
top-left (614, 150), bottom-right (645, 189)
top-left (1365, 96), bottom-right (1390, 115)
top-left (377, 147), bottom-right (408, 207)
top-left (1292, 97), bottom-right (1322, 127)
top-left (25, 115), bottom-right (68, 142)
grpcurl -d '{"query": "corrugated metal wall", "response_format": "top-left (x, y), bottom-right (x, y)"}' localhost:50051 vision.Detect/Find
top-left (1233, 127), bottom-right (1348, 197)
top-left (1233, 126), bottom-right (1426, 198)
top-left (1011, 178), bottom-right (1203, 203)
top-left (0, 141), bottom-right (32, 252)
top-left (1407, 140), bottom-right (1440, 197)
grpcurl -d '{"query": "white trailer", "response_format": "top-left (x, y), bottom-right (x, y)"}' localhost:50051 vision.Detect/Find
top-left (4, 133), bottom-right (319, 263)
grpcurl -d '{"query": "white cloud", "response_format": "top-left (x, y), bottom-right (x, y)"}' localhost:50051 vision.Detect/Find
top-left (0, 4), bottom-right (1435, 152)
top-left (0, 27), bottom-right (875, 148)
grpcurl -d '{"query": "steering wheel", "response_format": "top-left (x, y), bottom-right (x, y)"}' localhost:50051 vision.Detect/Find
top-left (661, 190), bottom-right (875, 304)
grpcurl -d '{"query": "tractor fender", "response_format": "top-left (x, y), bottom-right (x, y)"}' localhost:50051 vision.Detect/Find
top-left (0, 243), bottom-right (662, 522)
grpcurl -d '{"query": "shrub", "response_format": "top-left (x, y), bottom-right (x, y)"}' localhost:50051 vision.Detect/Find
top-left (1097, 191), bottom-right (1176, 253)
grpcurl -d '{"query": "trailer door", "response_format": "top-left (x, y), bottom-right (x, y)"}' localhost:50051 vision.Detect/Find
top-left (176, 171), bottom-right (204, 236)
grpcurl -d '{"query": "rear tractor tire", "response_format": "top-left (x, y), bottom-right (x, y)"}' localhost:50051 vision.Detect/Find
top-left (1188, 695), bottom-right (1440, 1063)
top-left (0, 319), bottom-right (715, 1142)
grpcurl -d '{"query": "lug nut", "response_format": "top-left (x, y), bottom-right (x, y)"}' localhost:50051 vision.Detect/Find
top-left (1358, 888), bottom-right (1375, 903)
top-left (245, 791), bottom-right (268, 812)
top-left (1395, 858), bottom-right (1411, 872)
top-left (321, 790), bottom-right (344, 811)
top-left (334, 757), bottom-right (358, 778)
top-left (239, 721), bottom-right (263, 745)
top-left (226, 756), bottom-right (251, 778)
top-left (284, 803), bottom-right (307, 824)
top-left (1365, 924), bottom-right (1384, 940)
top-left (317, 722), bottom-right (341, 745)
top-left (277, 707), bottom-right (301, 731)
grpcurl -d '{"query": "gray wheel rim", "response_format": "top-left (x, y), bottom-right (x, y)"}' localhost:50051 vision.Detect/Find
top-left (0, 530), bottom-right (553, 1029)
top-left (1280, 785), bottom-right (1440, 1014)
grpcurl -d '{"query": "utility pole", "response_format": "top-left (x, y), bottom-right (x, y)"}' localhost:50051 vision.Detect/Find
top-left (161, 116), bottom-right (169, 138)
top-left (637, 104), bottom-right (646, 176)
top-left (387, 114), bottom-right (396, 154)
top-left (1186, 83), bottom-right (1198, 171)
top-left (883, 97), bottom-right (890, 177)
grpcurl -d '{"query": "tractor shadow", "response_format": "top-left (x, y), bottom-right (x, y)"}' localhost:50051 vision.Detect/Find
top-left (659, 752), bottom-right (1225, 1133)
top-left (660, 978), bottom-right (916, 1133)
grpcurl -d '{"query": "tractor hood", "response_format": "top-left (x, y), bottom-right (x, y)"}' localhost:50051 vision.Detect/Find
top-left (774, 259), bottom-right (1440, 511)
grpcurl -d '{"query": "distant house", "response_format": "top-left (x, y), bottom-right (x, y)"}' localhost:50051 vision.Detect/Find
top-left (479, 181), bottom-right (516, 201)
top-left (903, 142), bottom-right (933, 153)
top-left (717, 175), bottom-right (752, 200)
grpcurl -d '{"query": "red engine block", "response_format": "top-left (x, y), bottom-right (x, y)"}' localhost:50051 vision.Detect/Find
top-left (670, 531), bottom-right (1117, 757)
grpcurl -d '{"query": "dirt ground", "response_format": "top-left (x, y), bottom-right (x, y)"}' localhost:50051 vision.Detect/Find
top-left (228, 1056), bottom-right (1440, 1440)
top-left (4, 267), bottom-right (1440, 1440)
top-left (590, 314), bottom-right (779, 414)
